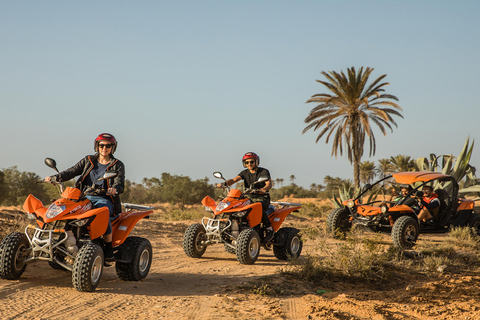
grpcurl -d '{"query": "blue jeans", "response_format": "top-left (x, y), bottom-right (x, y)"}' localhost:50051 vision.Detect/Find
top-left (86, 196), bottom-right (116, 234)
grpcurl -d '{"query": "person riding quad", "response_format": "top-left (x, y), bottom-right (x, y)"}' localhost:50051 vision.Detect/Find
top-left (44, 133), bottom-right (125, 261)
top-left (216, 152), bottom-right (275, 242)
top-left (416, 185), bottom-right (440, 223)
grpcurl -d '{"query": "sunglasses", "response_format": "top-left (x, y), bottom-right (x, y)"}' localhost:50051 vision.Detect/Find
top-left (99, 144), bottom-right (113, 149)
top-left (245, 161), bottom-right (255, 165)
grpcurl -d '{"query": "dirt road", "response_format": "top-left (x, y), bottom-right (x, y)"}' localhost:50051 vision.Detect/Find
top-left (1, 217), bottom-right (480, 320)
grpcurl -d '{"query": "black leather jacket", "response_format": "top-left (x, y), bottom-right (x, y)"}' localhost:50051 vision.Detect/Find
top-left (52, 154), bottom-right (125, 215)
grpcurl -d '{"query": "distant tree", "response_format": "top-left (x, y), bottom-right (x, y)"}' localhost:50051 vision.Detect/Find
top-left (323, 175), bottom-right (353, 195)
top-left (376, 158), bottom-right (394, 178)
top-left (159, 173), bottom-right (215, 207)
top-left (389, 155), bottom-right (415, 172)
top-left (303, 66), bottom-right (403, 190)
top-left (290, 175), bottom-right (296, 185)
top-left (279, 178), bottom-right (284, 187)
top-left (359, 161), bottom-right (376, 184)
top-left (0, 166), bottom-right (49, 205)
top-left (0, 171), bottom-right (6, 204)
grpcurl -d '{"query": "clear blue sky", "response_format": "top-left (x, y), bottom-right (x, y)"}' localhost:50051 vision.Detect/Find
top-left (1, 1), bottom-right (479, 188)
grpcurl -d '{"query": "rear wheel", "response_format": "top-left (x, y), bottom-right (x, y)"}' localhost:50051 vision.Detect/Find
top-left (116, 237), bottom-right (152, 281)
top-left (326, 208), bottom-right (351, 238)
top-left (72, 243), bottom-right (104, 292)
top-left (236, 229), bottom-right (260, 265)
top-left (392, 216), bottom-right (419, 249)
top-left (0, 232), bottom-right (30, 280)
top-left (183, 223), bottom-right (207, 258)
top-left (273, 228), bottom-right (303, 260)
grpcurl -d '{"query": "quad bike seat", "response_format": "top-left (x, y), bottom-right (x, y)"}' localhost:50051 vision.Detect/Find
top-left (266, 204), bottom-right (276, 215)
top-left (433, 188), bottom-right (449, 224)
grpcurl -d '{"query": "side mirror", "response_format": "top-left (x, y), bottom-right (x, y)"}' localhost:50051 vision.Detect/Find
top-left (257, 177), bottom-right (269, 183)
top-left (45, 158), bottom-right (60, 173)
top-left (98, 171), bottom-right (118, 181)
top-left (213, 171), bottom-right (224, 180)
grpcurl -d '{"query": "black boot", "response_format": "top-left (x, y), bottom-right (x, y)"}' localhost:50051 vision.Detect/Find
top-left (264, 227), bottom-right (275, 243)
top-left (104, 241), bottom-right (115, 262)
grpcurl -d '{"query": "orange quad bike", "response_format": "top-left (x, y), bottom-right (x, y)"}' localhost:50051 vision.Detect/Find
top-left (183, 171), bottom-right (302, 265)
top-left (0, 158), bottom-right (154, 292)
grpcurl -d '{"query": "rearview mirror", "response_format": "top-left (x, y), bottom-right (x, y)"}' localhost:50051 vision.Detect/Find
top-left (98, 171), bottom-right (118, 181)
top-left (45, 158), bottom-right (59, 173)
top-left (213, 171), bottom-right (224, 180)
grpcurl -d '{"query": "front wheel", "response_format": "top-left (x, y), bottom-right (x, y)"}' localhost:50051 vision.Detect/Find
top-left (116, 237), bottom-right (152, 281)
top-left (0, 232), bottom-right (30, 280)
top-left (326, 208), bottom-right (352, 239)
top-left (392, 216), bottom-right (419, 249)
top-left (183, 223), bottom-right (207, 258)
top-left (236, 228), bottom-right (260, 265)
top-left (72, 243), bottom-right (104, 292)
top-left (273, 228), bottom-right (303, 260)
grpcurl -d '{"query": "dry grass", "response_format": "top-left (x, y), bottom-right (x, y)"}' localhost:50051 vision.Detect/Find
top-left (287, 224), bottom-right (480, 286)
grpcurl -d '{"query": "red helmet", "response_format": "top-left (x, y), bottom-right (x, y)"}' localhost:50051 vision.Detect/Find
top-left (242, 152), bottom-right (259, 167)
top-left (94, 133), bottom-right (117, 153)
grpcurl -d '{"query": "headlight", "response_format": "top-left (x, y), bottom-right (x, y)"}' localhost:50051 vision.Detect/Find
top-left (46, 204), bottom-right (66, 219)
top-left (69, 218), bottom-right (91, 227)
top-left (347, 200), bottom-right (355, 208)
top-left (216, 201), bottom-right (230, 212)
top-left (233, 210), bottom-right (249, 218)
top-left (381, 205), bottom-right (389, 213)
top-left (204, 206), bottom-right (213, 213)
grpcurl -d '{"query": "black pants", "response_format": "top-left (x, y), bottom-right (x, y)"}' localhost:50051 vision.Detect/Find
top-left (247, 193), bottom-right (271, 228)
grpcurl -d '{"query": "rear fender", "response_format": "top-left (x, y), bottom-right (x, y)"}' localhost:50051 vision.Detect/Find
top-left (457, 200), bottom-right (474, 211)
top-left (111, 210), bottom-right (152, 246)
top-left (269, 206), bottom-right (301, 231)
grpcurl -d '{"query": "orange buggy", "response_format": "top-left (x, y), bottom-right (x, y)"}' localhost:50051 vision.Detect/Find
top-left (327, 171), bottom-right (479, 249)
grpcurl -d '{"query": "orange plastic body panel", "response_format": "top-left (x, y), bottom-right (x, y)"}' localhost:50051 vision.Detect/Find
top-left (387, 205), bottom-right (415, 213)
top-left (23, 194), bottom-right (47, 215)
top-left (202, 196), bottom-right (217, 211)
top-left (61, 187), bottom-right (81, 200)
top-left (111, 210), bottom-right (152, 246)
top-left (457, 200), bottom-right (474, 211)
top-left (392, 171), bottom-right (451, 184)
top-left (356, 205), bottom-right (382, 216)
top-left (245, 202), bottom-right (263, 227)
top-left (227, 189), bottom-right (242, 198)
top-left (269, 206), bottom-right (301, 231)
top-left (76, 207), bottom-right (109, 240)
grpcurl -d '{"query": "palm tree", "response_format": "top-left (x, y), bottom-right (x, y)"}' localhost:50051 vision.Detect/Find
top-left (359, 161), bottom-right (376, 185)
top-left (389, 155), bottom-right (415, 172)
top-left (303, 67), bottom-right (403, 189)
top-left (376, 158), bottom-right (394, 178)
top-left (289, 174), bottom-right (296, 185)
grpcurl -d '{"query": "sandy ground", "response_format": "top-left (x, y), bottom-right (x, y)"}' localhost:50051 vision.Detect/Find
top-left (1, 207), bottom-right (480, 320)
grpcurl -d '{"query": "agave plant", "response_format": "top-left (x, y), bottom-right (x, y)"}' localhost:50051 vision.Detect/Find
top-left (414, 137), bottom-right (477, 193)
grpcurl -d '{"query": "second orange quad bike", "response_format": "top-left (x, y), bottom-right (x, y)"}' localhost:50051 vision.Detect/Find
top-left (183, 171), bottom-right (303, 265)
top-left (0, 158), bottom-right (154, 292)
